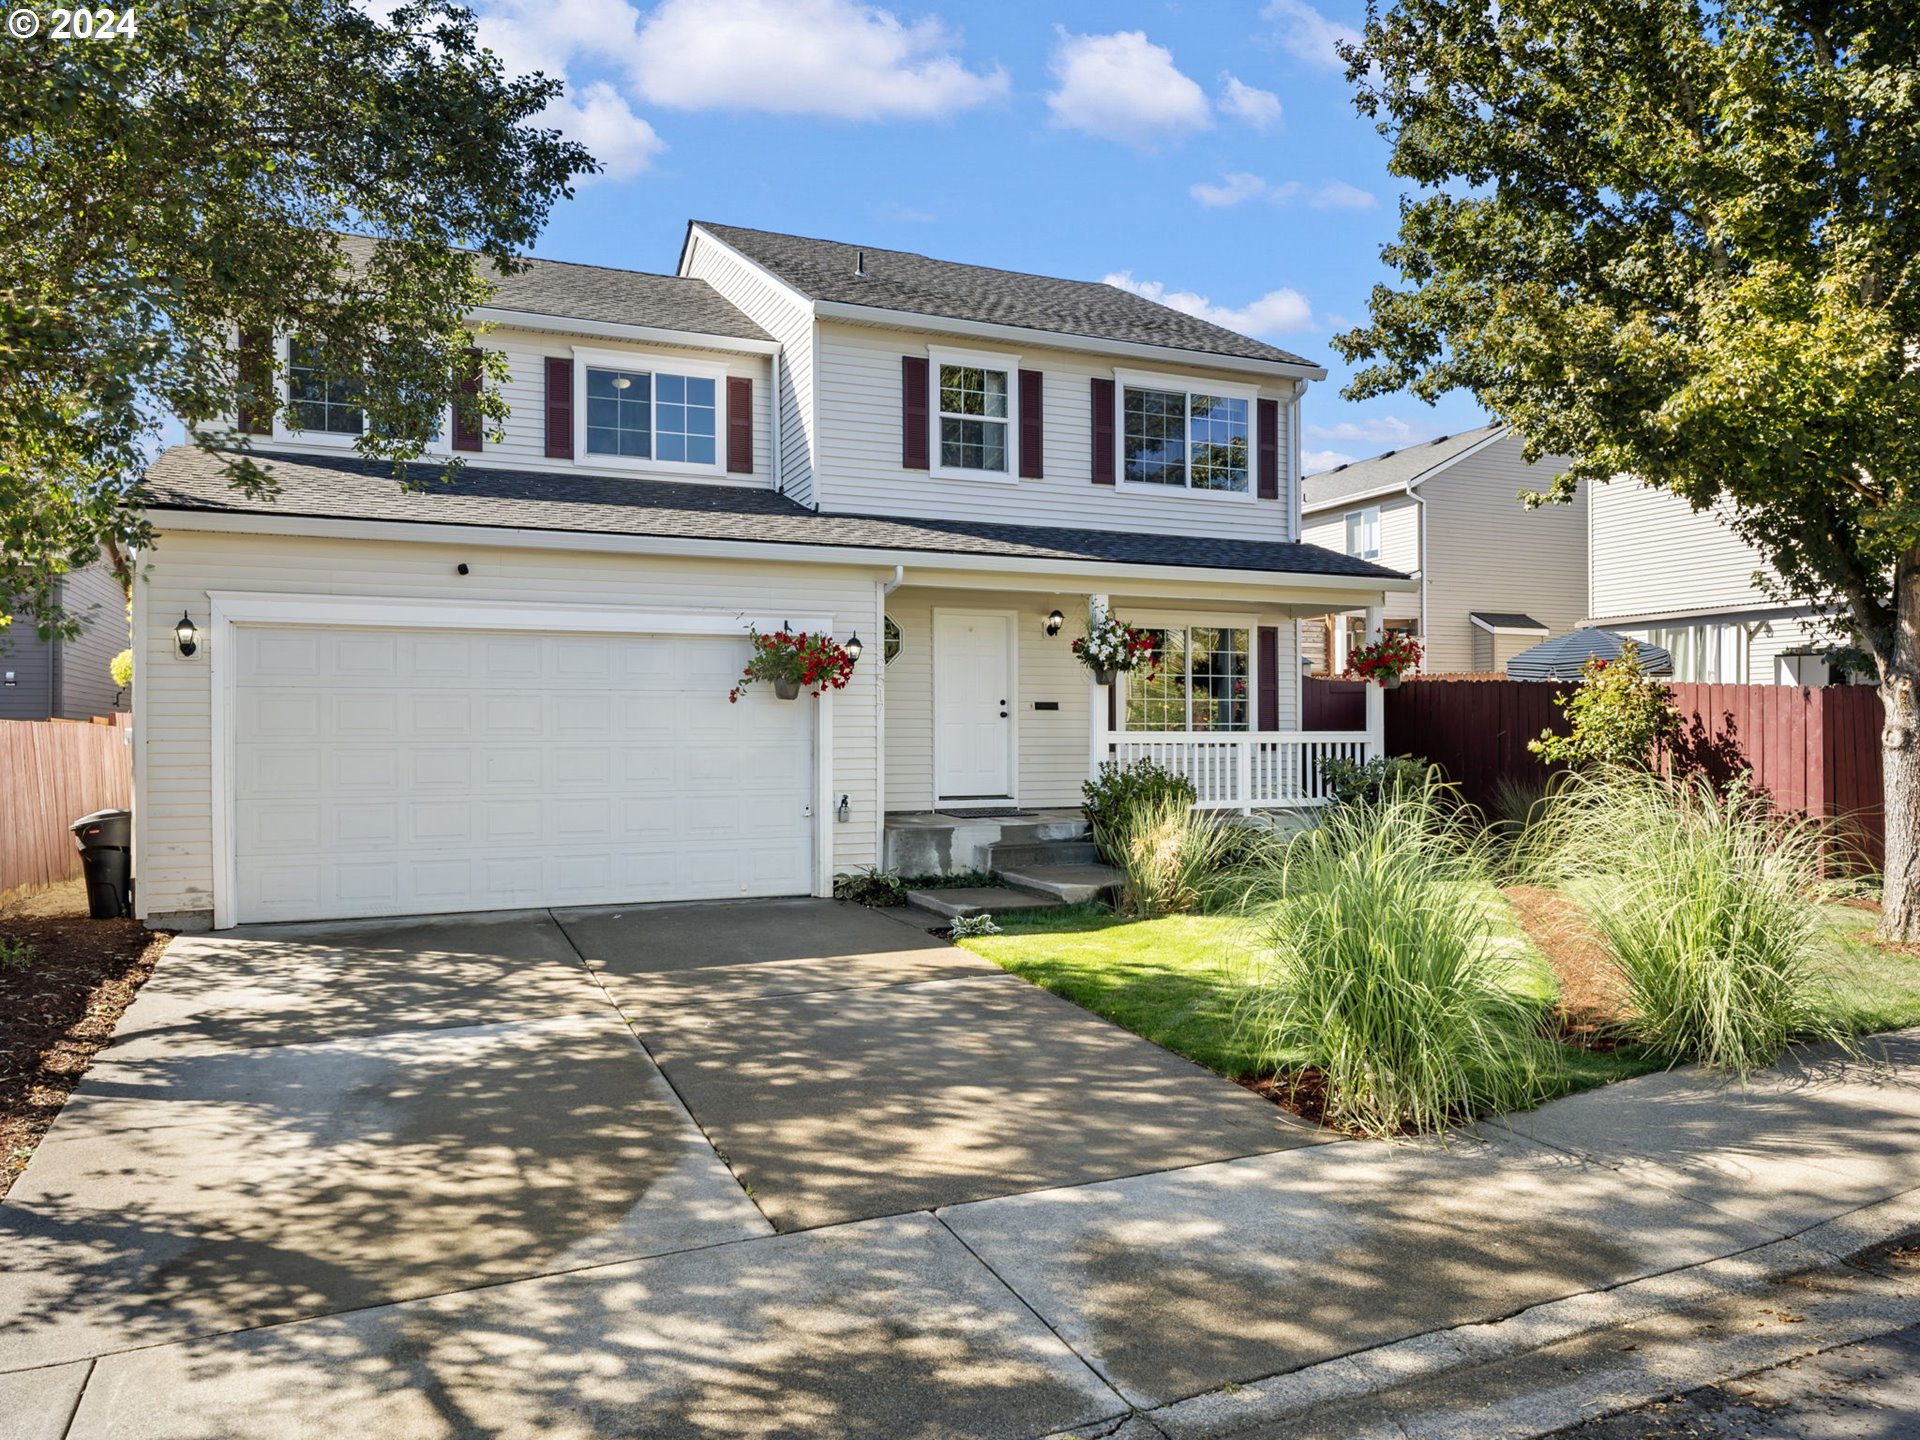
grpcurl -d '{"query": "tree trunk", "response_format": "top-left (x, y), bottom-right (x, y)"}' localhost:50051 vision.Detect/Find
top-left (1880, 567), bottom-right (1920, 942)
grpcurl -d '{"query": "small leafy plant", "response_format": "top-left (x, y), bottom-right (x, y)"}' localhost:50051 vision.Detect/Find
top-left (948, 913), bottom-right (1001, 938)
top-left (832, 867), bottom-right (905, 907)
top-left (1071, 612), bottom-right (1160, 678)
top-left (729, 624), bottom-right (856, 702)
top-left (1528, 642), bottom-right (1679, 770)
top-left (1317, 754), bottom-right (1430, 806)
top-left (0, 936), bottom-right (32, 971)
top-left (1345, 633), bottom-right (1423, 685)
top-left (1083, 759), bottom-right (1196, 863)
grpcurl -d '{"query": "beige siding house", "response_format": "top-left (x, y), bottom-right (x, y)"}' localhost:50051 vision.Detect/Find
top-left (1299, 426), bottom-right (1585, 675)
top-left (133, 223), bottom-right (1411, 930)
top-left (1587, 479), bottom-right (1834, 684)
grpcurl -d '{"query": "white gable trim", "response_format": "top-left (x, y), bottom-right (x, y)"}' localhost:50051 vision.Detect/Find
top-left (472, 306), bottom-right (780, 355)
top-left (1300, 427), bottom-right (1512, 518)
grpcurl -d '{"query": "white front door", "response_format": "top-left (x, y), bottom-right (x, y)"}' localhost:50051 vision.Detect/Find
top-left (933, 610), bottom-right (1015, 800)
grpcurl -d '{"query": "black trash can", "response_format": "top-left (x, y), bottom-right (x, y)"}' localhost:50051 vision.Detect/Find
top-left (71, 808), bottom-right (132, 919)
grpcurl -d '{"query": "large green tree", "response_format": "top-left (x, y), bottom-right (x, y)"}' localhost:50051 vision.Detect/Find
top-left (1337, 0), bottom-right (1920, 937)
top-left (1, 0), bottom-right (593, 636)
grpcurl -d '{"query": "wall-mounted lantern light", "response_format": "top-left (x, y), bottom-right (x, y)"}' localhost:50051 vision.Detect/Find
top-left (846, 631), bottom-right (864, 663)
top-left (1044, 609), bottom-right (1065, 638)
top-left (174, 611), bottom-right (200, 658)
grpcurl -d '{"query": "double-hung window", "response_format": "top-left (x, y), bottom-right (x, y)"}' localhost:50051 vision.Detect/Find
top-left (286, 341), bottom-right (365, 437)
top-left (1345, 506), bottom-right (1381, 559)
top-left (930, 347), bottom-right (1017, 481)
top-left (579, 349), bottom-right (724, 472)
top-left (1124, 626), bottom-right (1252, 733)
top-left (1118, 373), bottom-right (1253, 495)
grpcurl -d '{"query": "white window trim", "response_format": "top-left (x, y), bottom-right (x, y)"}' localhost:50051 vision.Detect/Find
top-left (1112, 366), bottom-right (1259, 503)
top-left (927, 344), bottom-right (1021, 485)
top-left (1116, 613), bottom-right (1261, 734)
top-left (1345, 505), bottom-right (1381, 560)
top-left (275, 336), bottom-right (366, 449)
top-left (572, 344), bottom-right (731, 478)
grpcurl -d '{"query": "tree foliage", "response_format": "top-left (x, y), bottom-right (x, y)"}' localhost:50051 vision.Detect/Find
top-left (1529, 643), bottom-right (1681, 770)
top-left (0, 1), bottom-right (594, 635)
top-left (1336, 0), bottom-right (1920, 671)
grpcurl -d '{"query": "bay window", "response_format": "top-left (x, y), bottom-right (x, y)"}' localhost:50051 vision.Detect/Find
top-left (1119, 374), bottom-right (1252, 494)
top-left (1124, 626), bottom-right (1252, 732)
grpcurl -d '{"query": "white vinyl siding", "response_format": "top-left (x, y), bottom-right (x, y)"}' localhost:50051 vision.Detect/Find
top-left (134, 529), bottom-right (881, 924)
top-left (1589, 479), bottom-right (1781, 621)
top-left (1301, 493), bottom-right (1419, 576)
top-left (680, 230), bottom-right (818, 505)
top-left (814, 322), bottom-right (1298, 540)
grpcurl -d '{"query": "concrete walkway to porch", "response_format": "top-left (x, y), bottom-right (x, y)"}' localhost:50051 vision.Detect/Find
top-left (2, 900), bottom-right (1919, 1438)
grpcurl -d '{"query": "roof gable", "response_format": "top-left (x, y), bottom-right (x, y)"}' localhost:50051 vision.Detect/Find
top-left (1301, 423), bottom-right (1508, 512)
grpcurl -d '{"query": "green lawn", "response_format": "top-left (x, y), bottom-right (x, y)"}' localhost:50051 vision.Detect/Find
top-left (959, 897), bottom-right (1920, 1103)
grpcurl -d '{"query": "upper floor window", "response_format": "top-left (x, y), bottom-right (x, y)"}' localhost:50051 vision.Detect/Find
top-left (287, 342), bottom-right (364, 436)
top-left (929, 346), bottom-right (1019, 482)
top-left (1116, 371), bottom-right (1254, 496)
top-left (1124, 626), bottom-right (1251, 733)
top-left (1345, 506), bottom-right (1381, 559)
top-left (586, 366), bottom-right (717, 464)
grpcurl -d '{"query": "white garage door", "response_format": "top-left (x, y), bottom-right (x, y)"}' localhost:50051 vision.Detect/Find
top-left (230, 625), bottom-right (814, 924)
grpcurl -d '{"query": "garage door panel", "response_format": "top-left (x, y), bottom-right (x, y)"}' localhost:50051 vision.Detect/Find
top-left (232, 624), bottom-right (816, 923)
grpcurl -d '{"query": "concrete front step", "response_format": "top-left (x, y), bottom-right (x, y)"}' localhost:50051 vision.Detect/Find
top-left (984, 839), bottom-right (1101, 871)
top-left (903, 886), bottom-right (1068, 921)
top-left (991, 864), bottom-right (1124, 905)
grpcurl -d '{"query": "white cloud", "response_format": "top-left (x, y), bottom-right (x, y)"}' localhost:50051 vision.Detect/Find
top-left (1306, 415), bottom-right (1423, 446)
top-left (1190, 172), bottom-right (1271, 208)
top-left (1105, 271), bottom-right (1315, 336)
top-left (1188, 174), bottom-right (1375, 210)
top-left (1304, 448), bottom-right (1357, 473)
top-left (632, 0), bottom-right (1007, 119)
top-left (542, 81), bottom-right (666, 181)
top-left (1262, 0), bottom-right (1362, 71)
top-left (1046, 30), bottom-right (1212, 149)
top-left (1219, 75), bottom-right (1282, 130)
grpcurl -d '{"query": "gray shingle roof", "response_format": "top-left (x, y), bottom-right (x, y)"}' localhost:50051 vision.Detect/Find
top-left (1470, 611), bottom-right (1547, 632)
top-left (1302, 423), bottom-right (1507, 511)
top-left (141, 447), bottom-right (1406, 582)
top-left (692, 221), bottom-right (1319, 370)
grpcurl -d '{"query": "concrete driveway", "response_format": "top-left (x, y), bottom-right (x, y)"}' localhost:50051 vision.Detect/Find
top-left (0, 898), bottom-right (1320, 1431)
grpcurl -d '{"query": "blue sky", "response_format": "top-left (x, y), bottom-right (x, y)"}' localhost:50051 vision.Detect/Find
top-left (468, 0), bottom-right (1490, 471)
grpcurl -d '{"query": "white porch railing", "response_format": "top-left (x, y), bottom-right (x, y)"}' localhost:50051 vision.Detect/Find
top-left (1102, 731), bottom-right (1374, 810)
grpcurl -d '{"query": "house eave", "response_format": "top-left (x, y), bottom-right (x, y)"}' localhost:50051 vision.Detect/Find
top-left (469, 306), bottom-right (781, 355)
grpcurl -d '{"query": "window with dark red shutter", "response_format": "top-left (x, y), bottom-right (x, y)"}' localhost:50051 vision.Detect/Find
top-left (901, 356), bottom-right (930, 469)
top-left (236, 328), bottom-right (272, 436)
top-left (1091, 377), bottom-right (1116, 485)
top-left (452, 347), bottom-right (484, 452)
top-left (544, 357), bottom-right (573, 459)
top-left (1257, 397), bottom-right (1280, 500)
top-left (727, 376), bottom-right (754, 473)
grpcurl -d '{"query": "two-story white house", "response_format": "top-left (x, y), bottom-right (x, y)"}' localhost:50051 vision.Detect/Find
top-left (132, 223), bottom-right (1412, 930)
top-left (1297, 425), bottom-right (1586, 675)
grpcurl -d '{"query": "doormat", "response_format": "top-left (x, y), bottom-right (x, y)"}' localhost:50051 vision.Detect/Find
top-left (936, 807), bottom-right (1037, 819)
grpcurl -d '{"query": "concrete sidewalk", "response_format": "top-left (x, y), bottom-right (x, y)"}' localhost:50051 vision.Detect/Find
top-left (8, 1025), bottom-right (1917, 1438)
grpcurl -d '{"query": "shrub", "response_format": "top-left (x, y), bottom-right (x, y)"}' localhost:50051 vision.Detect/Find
top-left (1235, 778), bottom-right (1562, 1136)
top-left (1317, 753), bottom-right (1431, 807)
top-left (948, 913), bottom-right (1001, 938)
top-left (1095, 790), bottom-right (1242, 919)
top-left (1529, 642), bottom-right (1680, 770)
top-left (109, 648), bottom-right (133, 691)
top-left (832, 867), bottom-right (905, 907)
top-left (1529, 769), bottom-right (1846, 1073)
top-left (1082, 759), bottom-right (1197, 864)
top-left (0, 936), bottom-right (31, 970)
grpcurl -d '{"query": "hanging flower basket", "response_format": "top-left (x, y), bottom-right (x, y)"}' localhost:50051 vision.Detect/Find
top-left (730, 624), bottom-right (856, 703)
top-left (1072, 613), bottom-right (1160, 685)
top-left (1345, 633), bottom-right (1423, 688)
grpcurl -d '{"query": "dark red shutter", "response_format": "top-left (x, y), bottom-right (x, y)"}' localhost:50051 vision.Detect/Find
top-left (902, 356), bottom-right (930, 469)
top-left (544, 357), bottom-right (573, 459)
top-left (1091, 377), bottom-right (1116, 485)
top-left (1257, 626), bottom-right (1281, 730)
top-left (1017, 369), bottom-right (1043, 479)
top-left (236, 328), bottom-right (272, 436)
top-left (727, 376), bottom-right (754, 473)
top-left (1257, 397), bottom-right (1280, 500)
top-left (452, 347), bottom-right (484, 452)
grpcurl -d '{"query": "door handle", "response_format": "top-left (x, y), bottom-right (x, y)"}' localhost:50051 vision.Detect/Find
top-left (999, 709), bottom-right (1010, 718)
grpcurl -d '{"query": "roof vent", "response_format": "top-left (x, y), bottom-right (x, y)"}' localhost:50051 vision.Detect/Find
top-left (854, 249), bottom-right (866, 279)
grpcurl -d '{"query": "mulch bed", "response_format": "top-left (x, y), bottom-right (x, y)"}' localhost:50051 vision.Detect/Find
top-left (0, 896), bottom-right (170, 1199)
top-left (1504, 884), bottom-right (1635, 1047)
top-left (1237, 1068), bottom-right (1334, 1128)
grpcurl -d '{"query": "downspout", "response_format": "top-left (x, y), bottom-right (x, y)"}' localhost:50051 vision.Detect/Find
top-left (769, 349), bottom-right (784, 495)
top-left (1408, 478), bottom-right (1428, 671)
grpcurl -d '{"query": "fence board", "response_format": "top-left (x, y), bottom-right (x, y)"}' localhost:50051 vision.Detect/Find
top-left (0, 716), bottom-right (132, 894)
top-left (1386, 679), bottom-right (1885, 865)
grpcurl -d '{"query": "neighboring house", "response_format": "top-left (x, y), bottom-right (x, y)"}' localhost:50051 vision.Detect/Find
top-left (1297, 425), bottom-right (1586, 675)
top-left (0, 562), bottom-right (129, 721)
top-left (132, 222), bottom-right (1412, 930)
top-left (1587, 479), bottom-right (1836, 685)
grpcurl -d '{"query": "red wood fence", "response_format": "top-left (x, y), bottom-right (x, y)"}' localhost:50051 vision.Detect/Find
top-left (0, 716), bottom-right (132, 896)
top-left (1386, 678), bottom-right (1886, 867)
top-left (1303, 676), bottom-right (1367, 731)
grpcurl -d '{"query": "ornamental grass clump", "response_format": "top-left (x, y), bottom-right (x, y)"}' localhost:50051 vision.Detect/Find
top-left (1235, 780), bottom-right (1562, 1137)
top-left (1530, 769), bottom-right (1846, 1074)
top-left (1095, 790), bottom-right (1242, 919)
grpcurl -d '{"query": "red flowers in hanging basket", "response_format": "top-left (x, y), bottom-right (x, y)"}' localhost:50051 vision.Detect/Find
top-left (1345, 633), bottom-right (1423, 686)
top-left (729, 624), bottom-right (857, 702)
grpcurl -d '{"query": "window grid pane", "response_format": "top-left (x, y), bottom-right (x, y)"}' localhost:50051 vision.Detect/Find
top-left (656, 374), bottom-right (716, 465)
top-left (1123, 387), bottom-right (1186, 486)
top-left (586, 368), bottom-right (652, 458)
top-left (1190, 628), bottom-right (1250, 731)
top-left (937, 364), bottom-right (1009, 471)
top-left (287, 344), bottom-right (365, 435)
top-left (1124, 630), bottom-right (1188, 733)
top-left (1188, 395), bottom-right (1249, 493)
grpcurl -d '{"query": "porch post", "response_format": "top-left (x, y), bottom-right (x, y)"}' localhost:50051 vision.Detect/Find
top-left (1364, 603), bottom-right (1386, 761)
top-left (1087, 593), bottom-right (1109, 786)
